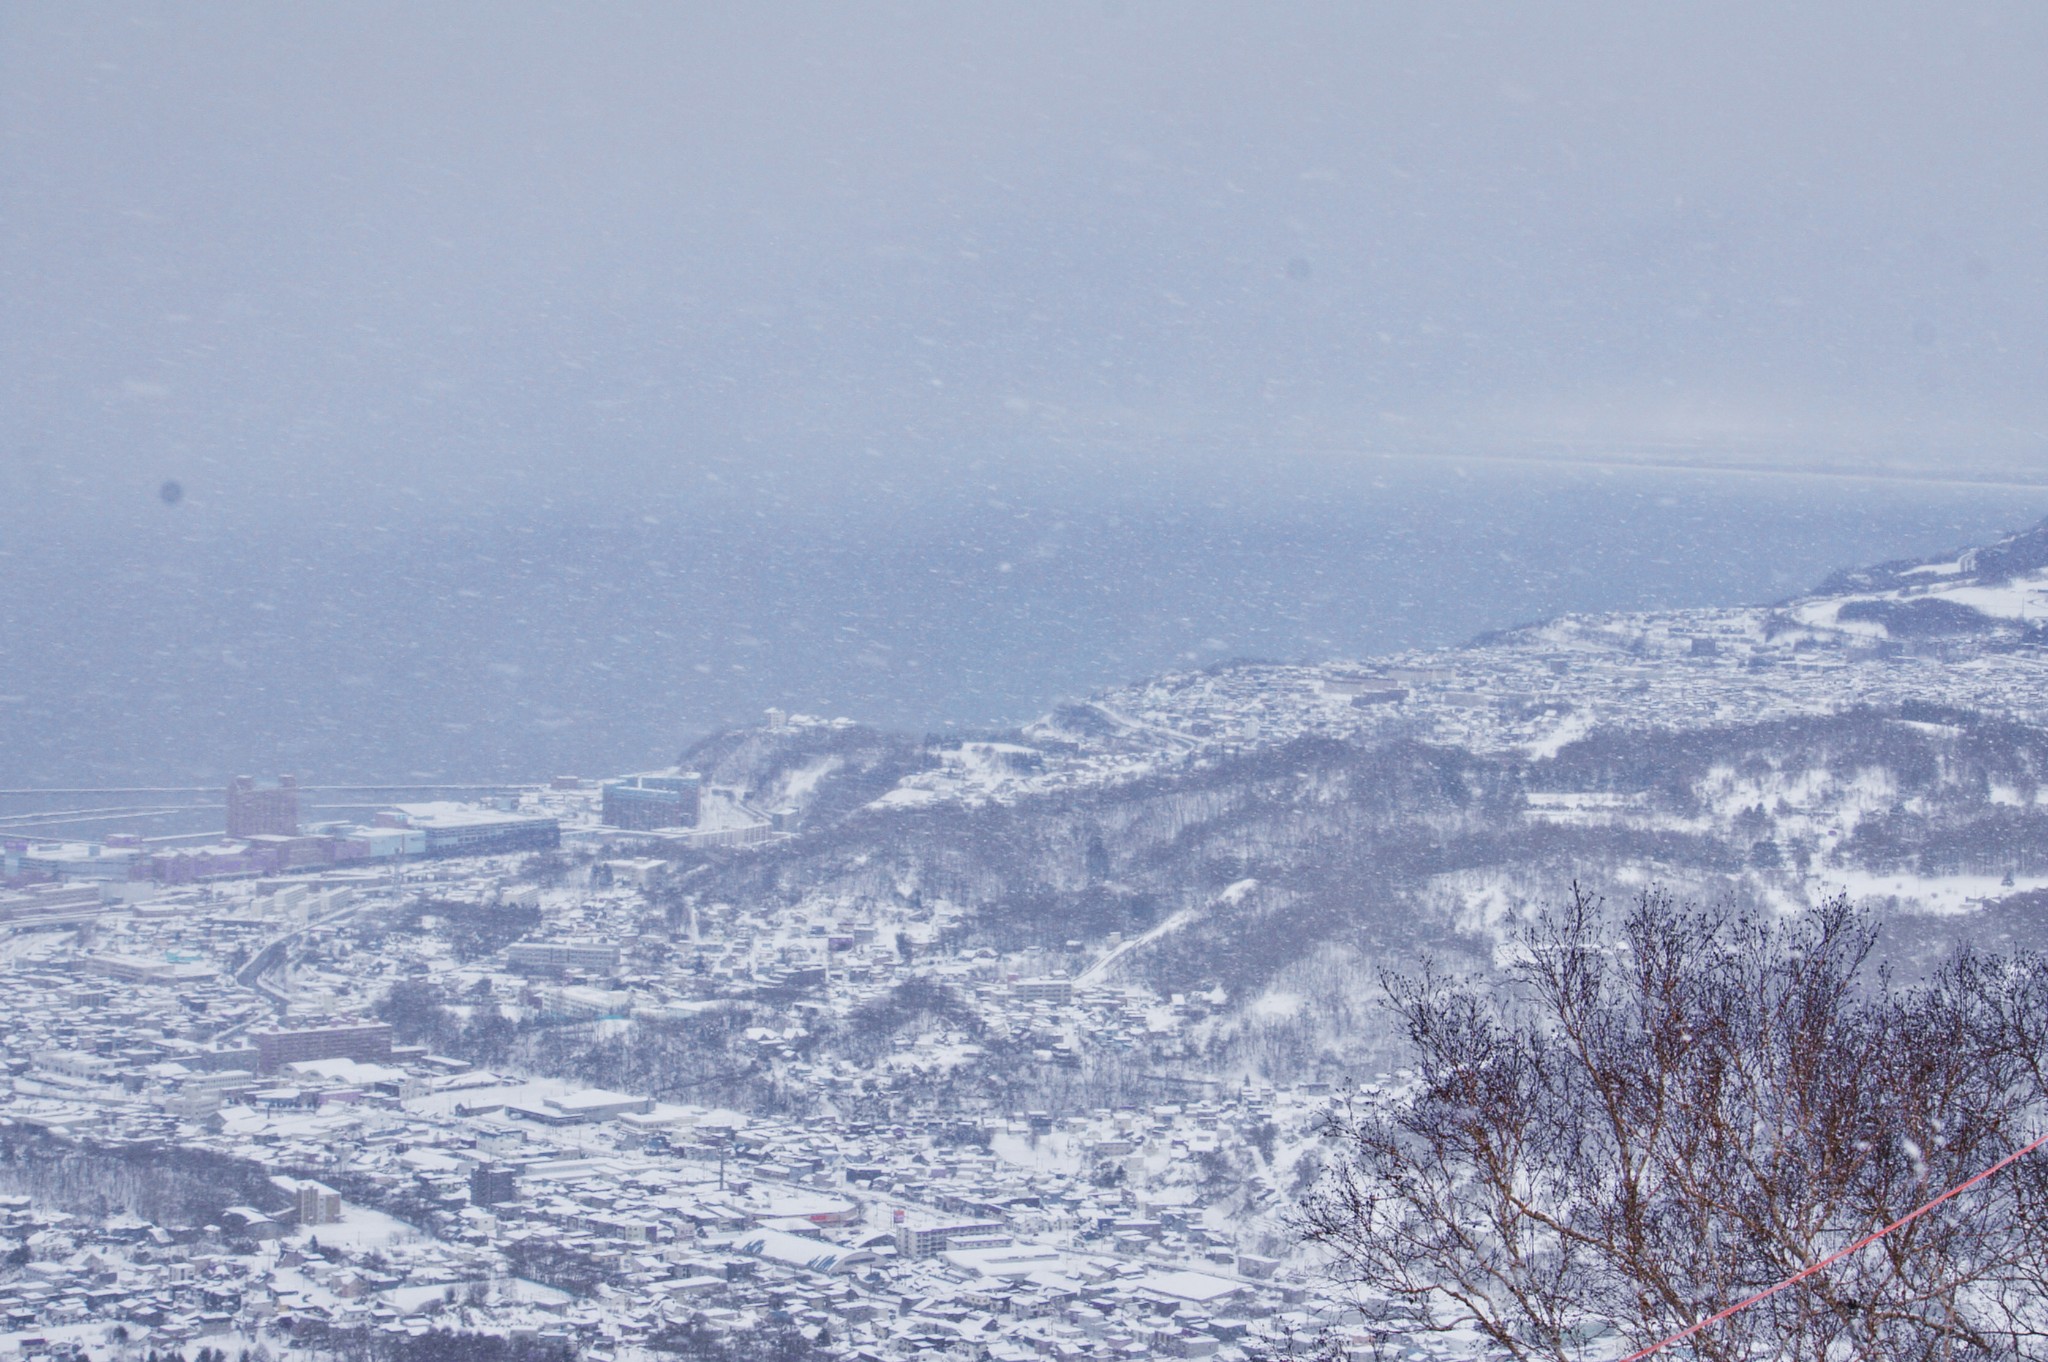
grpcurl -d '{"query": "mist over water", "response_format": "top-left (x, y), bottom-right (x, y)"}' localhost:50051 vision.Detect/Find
top-left (9, 6), bottom-right (2048, 786)
top-left (6, 460), bottom-right (2043, 787)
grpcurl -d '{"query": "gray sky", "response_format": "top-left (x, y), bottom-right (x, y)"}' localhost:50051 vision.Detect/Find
top-left (6, 2), bottom-right (2048, 515)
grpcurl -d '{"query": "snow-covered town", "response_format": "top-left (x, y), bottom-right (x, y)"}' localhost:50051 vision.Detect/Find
top-left (18, 10), bottom-right (2048, 1356)
top-left (0, 809), bottom-right (1360, 1362)
top-left (11, 531), bottom-right (2048, 1361)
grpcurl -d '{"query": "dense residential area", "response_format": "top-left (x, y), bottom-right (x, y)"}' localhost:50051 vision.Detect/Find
top-left (10, 529), bottom-right (2048, 1359)
top-left (0, 822), bottom-right (1343, 1361)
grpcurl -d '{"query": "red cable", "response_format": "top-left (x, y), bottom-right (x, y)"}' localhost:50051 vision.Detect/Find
top-left (1616, 1130), bottom-right (2048, 1362)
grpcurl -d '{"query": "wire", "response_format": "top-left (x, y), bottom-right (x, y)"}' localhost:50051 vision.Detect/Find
top-left (1618, 1130), bottom-right (2048, 1362)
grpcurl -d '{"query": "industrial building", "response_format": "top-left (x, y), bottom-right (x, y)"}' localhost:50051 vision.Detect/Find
top-left (3, 840), bottom-right (138, 882)
top-left (375, 803), bottom-right (560, 856)
top-left (601, 769), bottom-right (703, 830)
top-left (0, 882), bottom-right (106, 923)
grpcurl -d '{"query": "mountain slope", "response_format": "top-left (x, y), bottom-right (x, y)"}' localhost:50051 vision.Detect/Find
top-left (655, 515), bottom-right (2048, 1023)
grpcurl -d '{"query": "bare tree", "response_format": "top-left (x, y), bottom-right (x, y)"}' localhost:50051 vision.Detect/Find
top-left (1300, 886), bottom-right (2048, 1361)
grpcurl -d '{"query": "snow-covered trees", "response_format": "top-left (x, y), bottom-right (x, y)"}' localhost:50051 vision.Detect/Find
top-left (1302, 886), bottom-right (2048, 1361)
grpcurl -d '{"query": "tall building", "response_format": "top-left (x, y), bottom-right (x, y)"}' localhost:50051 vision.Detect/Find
top-left (227, 775), bottom-right (300, 838)
top-left (295, 1180), bottom-right (343, 1225)
top-left (470, 1164), bottom-right (520, 1206)
top-left (602, 769), bottom-right (703, 830)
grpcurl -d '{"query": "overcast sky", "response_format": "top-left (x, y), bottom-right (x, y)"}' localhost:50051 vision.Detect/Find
top-left (6, 2), bottom-right (2048, 518)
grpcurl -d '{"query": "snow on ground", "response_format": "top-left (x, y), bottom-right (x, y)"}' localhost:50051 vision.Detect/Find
top-left (869, 783), bottom-right (941, 808)
top-left (1818, 869), bottom-right (2048, 917)
top-left (1078, 880), bottom-right (1257, 985)
top-left (1789, 598), bottom-right (1888, 636)
top-left (1524, 791), bottom-right (1647, 827)
top-left (880, 1040), bottom-right (984, 1075)
top-left (1, 1325), bottom-right (272, 1360)
top-left (1247, 989), bottom-right (1304, 1020)
top-left (770, 755), bottom-right (843, 805)
top-left (1077, 909), bottom-right (1194, 985)
top-left (869, 742), bottom-right (1050, 810)
top-left (1929, 576), bottom-right (2048, 620)
top-left (404, 1074), bottom-right (579, 1120)
top-left (990, 1129), bottom-right (1085, 1175)
top-left (1785, 568), bottom-right (2048, 637)
top-left (1696, 761), bottom-right (1897, 831)
top-left (296, 1203), bottom-right (423, 1252)
top-left (384, 1280), bottom-right (491, 1312)
top-left (693, 788), bottom-right (766, 832)
top-left (0, 926), bottom-right (75, 963)
top-left (1524, 707), bottom-right (1596, 759)
top-left (949, 742), bottom-right (1038, 774)
top-left (379, 1278), bottom-right (571, 1312)
top-left (1416, 867), bottom-right (1559, 946)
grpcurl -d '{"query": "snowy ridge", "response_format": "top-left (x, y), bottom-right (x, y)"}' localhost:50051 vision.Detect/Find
top-left (843, 518), bottom-right (2048, 814)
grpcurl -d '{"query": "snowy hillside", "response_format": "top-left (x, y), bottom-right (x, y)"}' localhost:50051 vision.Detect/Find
top-left (660, 516), bottom-right (2048, 1056)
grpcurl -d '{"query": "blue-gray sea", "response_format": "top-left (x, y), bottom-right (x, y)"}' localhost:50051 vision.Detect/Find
top-left (6, 458), bottom-right (2046, 788)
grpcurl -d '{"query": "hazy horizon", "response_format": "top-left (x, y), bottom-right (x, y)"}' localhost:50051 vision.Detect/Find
top-left (9, 4), bottom-right (2048, 515)
top-left (9, 4), bottom-right (2048, 783)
